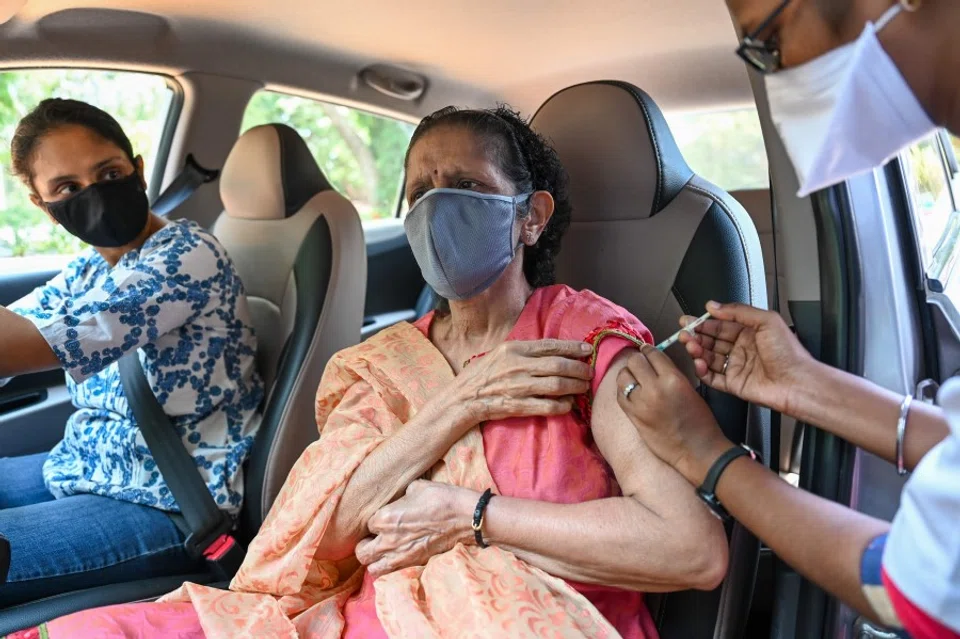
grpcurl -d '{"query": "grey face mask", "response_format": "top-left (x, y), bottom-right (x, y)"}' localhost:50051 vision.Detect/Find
top-left (404, 188), bottom-right (532, 301)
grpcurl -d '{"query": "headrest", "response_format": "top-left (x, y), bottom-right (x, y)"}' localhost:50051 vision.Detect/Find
top-left (220, 123), bottom-right (332, 220)
top-left (531, 81), bottom-right (693, 222)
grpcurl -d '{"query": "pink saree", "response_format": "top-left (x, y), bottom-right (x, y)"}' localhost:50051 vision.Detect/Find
top-left (10, 285), bottom-right (657, 639)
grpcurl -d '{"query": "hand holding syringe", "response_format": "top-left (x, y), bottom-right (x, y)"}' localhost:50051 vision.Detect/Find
top-left (654, 312), bottom-right (711, 351)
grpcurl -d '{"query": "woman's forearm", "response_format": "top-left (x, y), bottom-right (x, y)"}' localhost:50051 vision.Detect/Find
top-left (787, 361), bottom-right (948, 470)
top-left (482, 495), bottom-right (728, 593)
top-left (0, 306), bottom-right (59, 378)
top-left (320, 396), bottom-right (475, 558)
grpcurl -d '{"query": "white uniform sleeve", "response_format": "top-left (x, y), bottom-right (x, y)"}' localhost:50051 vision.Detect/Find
top-left (882, 377), bottom-right (960, 633)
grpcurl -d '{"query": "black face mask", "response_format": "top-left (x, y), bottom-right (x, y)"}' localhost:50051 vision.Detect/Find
top-left (44, 173), bottom-right (149, 248)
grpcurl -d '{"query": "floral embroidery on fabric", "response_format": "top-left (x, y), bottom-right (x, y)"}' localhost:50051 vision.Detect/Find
top-left (7, 220), bottom-right (264, 514)
top-left (1, 624), bottom-right (49, 639)
top-left (575, 319), bottom-right (650, 423)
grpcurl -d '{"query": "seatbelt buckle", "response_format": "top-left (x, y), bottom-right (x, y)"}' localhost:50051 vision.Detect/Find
top-left (183, 512), bottom-right (245, 580)
top-left (202, 534), bottom-right (245, 581)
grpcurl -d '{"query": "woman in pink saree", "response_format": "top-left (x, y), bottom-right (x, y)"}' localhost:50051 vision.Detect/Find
top-left (8, 106), bottom-right (728, 639)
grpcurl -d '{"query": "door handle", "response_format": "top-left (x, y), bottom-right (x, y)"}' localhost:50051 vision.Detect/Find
top-left (0, 389), bottom-right (48, 414)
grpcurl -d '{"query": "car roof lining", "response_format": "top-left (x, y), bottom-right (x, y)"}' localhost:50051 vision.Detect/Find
top-left (0, 0), bottom-right (755, 117)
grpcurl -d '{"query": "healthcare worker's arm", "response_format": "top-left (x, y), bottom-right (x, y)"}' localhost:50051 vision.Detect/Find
top-left (697, 446), bottom-right (888, 622)
top-left (680, 302), bottom-right (948, 470)
top-left (0, 305), bottom-right (60, 378)
top-left (614, 344), bottom-right (892, 623)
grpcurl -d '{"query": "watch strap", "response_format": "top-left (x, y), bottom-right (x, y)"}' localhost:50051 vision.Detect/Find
top-left (697, 445), bottom-right (755, 521)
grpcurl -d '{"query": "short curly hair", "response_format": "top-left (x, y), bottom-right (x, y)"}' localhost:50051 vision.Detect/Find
top-left (405, 104), bottom-right (572, 290)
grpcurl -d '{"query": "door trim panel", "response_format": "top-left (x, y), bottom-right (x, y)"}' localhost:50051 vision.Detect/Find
top-left (0, 385), bottom-right (72, 457)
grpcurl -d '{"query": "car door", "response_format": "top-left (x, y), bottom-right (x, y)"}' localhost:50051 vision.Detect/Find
top-left (0, 68), bottom-right (179, 457)
top-left (756, 122), bottom-right (960, 639)
top-left (0, 262), bottom-right (74, 456)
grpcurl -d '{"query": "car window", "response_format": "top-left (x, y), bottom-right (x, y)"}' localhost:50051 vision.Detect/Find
top-left (0, 69), bottom-right (176, 260)
top-left (242, 91), bottom-right (416, 223)
top-left (902, 132), bottom-right (960, 303)
top-left (665, 107), bottom-right (770, 192)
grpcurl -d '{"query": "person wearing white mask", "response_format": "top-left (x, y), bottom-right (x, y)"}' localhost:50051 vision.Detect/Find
top-left (614, 1), bottom-right (960, 638)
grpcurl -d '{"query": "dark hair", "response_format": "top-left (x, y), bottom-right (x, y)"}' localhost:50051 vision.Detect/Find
top-left (405, 104), bottom-right (572, 290)
top-left (11, 98), bottom-right (136, 187)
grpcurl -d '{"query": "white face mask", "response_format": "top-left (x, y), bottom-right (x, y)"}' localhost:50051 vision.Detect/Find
top-left (765, 4), bottom-right (936, 197)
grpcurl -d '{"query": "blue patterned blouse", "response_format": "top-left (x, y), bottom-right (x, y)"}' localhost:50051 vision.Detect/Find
top-left (9, 220), bottom-right (264, 515)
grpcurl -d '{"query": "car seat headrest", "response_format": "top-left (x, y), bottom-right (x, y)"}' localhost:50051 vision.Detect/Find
top-left (220, 123), bottom-right (333, 220)
top-left (531, 81), bottom-right (694, 222)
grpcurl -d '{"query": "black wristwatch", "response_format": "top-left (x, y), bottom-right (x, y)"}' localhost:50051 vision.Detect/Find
top-left (696, 444), bottom-right (762, 521)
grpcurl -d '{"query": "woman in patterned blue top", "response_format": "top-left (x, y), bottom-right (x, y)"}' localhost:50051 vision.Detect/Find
top-left (0, 99), bottom-right (264, 606)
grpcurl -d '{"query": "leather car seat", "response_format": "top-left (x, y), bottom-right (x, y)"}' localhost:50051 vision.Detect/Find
top-left (531, 81), bottom-right (771, 639)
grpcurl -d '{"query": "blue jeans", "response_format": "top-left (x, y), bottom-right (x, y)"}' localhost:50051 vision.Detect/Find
top-left (0, 453), bottom-right (204, 608)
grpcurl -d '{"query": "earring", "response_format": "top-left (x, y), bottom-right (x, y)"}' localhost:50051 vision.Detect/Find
top-left (900, 0), bottom-right (921, 11)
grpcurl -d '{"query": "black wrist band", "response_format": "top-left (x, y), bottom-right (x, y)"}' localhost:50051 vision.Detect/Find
top-left (697, 445), bottom-right (760, 521)
top-left (472, 488), bottom-right (494, 548)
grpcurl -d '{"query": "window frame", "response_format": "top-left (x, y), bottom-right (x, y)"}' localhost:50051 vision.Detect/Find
top-left (147, 75), bottom-right (185, 203)
top-left (900, 131), bottom-right (960, 292)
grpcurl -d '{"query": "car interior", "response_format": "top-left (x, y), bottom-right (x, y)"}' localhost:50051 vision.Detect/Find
top-left (3, 0), bottom-right (960, 637)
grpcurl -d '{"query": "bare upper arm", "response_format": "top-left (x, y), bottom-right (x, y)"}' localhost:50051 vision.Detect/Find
top-left (590, 349), bottom-right (729, 586)
top-left (0, 306), bottom-right (60, 378)
top-left (591, 350), bottom-right (709, 517)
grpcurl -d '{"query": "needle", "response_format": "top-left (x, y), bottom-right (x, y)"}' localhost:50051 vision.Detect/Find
top-left (655, 312), bottom-right (711, 351)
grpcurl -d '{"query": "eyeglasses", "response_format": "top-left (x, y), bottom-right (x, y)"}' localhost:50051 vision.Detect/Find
top-left (736, 0), bottom-right (791, 74)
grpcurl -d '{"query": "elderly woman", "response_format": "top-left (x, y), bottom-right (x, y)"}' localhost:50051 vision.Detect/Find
top-left (13, 106), bottom-right (727, 639)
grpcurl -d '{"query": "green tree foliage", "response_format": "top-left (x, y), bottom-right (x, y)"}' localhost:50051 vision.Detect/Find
top-left (666, 108), bottom-right (770, 192)
top-left (242, 92), bottom-right (415, 221)
top-left (906, 140), bottom-right (949, 207)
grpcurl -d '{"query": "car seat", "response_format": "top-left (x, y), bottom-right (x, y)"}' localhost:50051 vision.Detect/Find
top-left (531, 81), bottom-right (771, 639)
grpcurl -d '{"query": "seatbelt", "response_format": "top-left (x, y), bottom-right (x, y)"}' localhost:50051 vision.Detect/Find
top-left (150, 154), bottom-right (220, 217)
top-left (768, 179), bottom-right (783, 473)
top-left (118, 352), bottom-right (244, 580)
top-left (768, 179), bottom-right (782, 315)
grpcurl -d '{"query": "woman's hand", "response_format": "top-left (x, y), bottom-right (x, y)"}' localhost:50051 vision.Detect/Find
top-left (452, 340), bottom-right (594, 422)
top-left (616, 345), bottom-right (732, 485)
top-left (323, 340), bottom-right (590, 560)
top-left (678, 301), bottom-right (817, 415)
top-left (355, 480), bottom-right (478, 577)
